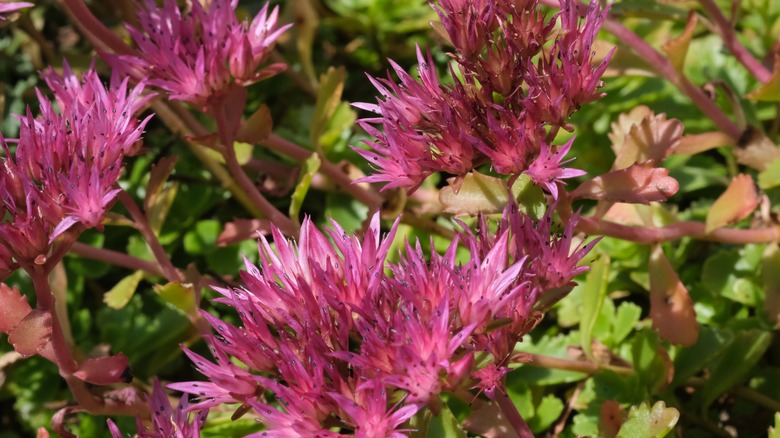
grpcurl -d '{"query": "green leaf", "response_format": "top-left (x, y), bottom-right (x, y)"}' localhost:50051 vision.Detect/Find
top-left (183, 220), bottom-right (221, 255)
top-left (325, 193), bottom-right (369, 234)
top-left (616, 401), bottom-right (679, 438)
top-left (769, 412), bottom-right (780, 438)
top-left (702, 250), bottom-right (763, 306)
top-left (612, 302), bottom-right (642, 345)
top-left (758, 159), bottom-right (780, 189)
top-left (580, 254), bottom-right (610, 359)
top-left (439, 172), bottom-right (545, 219)
top-left (153, 282), bottom-right (197, 316)
top-left (696, 329), bottom-right (772, 409)
top-left (630, 330), bottom-right (669, 393)
top-left (514, 332), bottom-right (589, 385)
top-left (529, 395), bottom-right (564, 433)
top-left (147, 182), bottom-right (179, 235)
top-left (671, 326), bottom-right (733, 387)
top-left (103, 271), bottom-right (144, 310)
top-left (428, 403), bottom-right (467, 438)
top-left (289, 154), bottom-right (321, 226)
top-left (312, 67), bottom-right (346, 152)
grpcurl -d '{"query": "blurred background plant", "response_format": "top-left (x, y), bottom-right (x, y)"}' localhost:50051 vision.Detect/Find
top-left (0, 0), bottom-right (779, 437)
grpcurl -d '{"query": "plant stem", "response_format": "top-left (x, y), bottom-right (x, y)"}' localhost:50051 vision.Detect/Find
top-left (495, 390), bottom-right (534, 438)
top-left (264, 134), bottom-right (384, 210)
top-left (698, 0), bottom-right (772, 84)
top-left (117, 190), bottom-right (181, 281)
top-left (58, 0), bottom-right (132, 55)
top-left (69, 242), bottom-right (164, 277)
top-left (576, 216), bottom-right (780, 244)
top-left (212, 99), bottom-right (299, 235)
top-left (514, 352), bottom-right (634, 375)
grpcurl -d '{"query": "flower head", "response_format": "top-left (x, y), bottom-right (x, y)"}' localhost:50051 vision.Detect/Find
top-left (108, 379), bottom-right (208, 438)
top-left (114, 0), bottom-right (290, 108)
top-left (355, 0), bottom-right (611, 197)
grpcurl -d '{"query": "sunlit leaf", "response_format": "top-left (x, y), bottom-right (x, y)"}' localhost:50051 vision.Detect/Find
top-left (746, 57), bottom-right (780, 101)
top-left (0, 283), bottom-right (31, 333)
top-left (648, 245), bottom-right (698, 346)
top-left (705, 174), bottom-right (760, 233)
top-left (769, 412), bottom-right (780, 438)
top-left (616, 401), bottom-right (679, 438)
top-left (610, 110), bottom-right (683, 170)
top-left (153, 282), bottom-right (197, 316)
top-left (674, 131), bottom-right (732, 156)
top-left (571, 164), bottom-right (679, 203)
top-left (758, 158), bottom-right (780, 189)
top-left (289, 154), bottom-right (321, 226)
top-left (103, 270), bottom-right (145, 310)
top-left (581, 254), bottom-right (610, 360)
top-left (73, 354), bottom-right (131, 385)
top-left (661, 11), bottom-right (697, 73)
top-left (439, 172), bottom-right (545, 219)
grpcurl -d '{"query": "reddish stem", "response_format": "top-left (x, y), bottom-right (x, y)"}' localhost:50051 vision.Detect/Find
top-left (495, 389), bottom-right (534, 438)
top-left (577, 216), bottom-right (780, 244)
top-left (117, 190), bottom-right (182, 281)
top-left (58, 0), bottom-right (133, 55)
top-left (70, 241), bottom-right (165, 277)
top-left (212, 99), bottom-right (299, 236)
top-left (698, 0), bottom-right (772, 84)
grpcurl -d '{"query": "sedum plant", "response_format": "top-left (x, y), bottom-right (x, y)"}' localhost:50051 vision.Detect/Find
top-left (0, 0), bottom-right (779, 437)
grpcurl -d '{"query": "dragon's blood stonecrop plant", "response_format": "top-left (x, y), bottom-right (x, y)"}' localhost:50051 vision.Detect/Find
top-left (1, 0), bottom-right (780, 436)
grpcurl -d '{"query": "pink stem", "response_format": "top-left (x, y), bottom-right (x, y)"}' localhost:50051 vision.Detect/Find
top-left (58, 0), bottom-right (133, 55)
top-left (265, 134), bottom-right (384, 210)
top-left (70, 241), bottom-right (165, 277)
top-left (117, 190), bottom-right (182, 281)
top-left (699, 0), bottom-right (772, 84)
top-left (212, 100), bottom-right (299, 236)
top-left (495, 389), bottom-right (534, 438)
top-left (577, 216), bottom-right (780, 244)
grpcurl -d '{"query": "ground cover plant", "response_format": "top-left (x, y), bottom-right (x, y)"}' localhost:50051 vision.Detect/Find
top-left (0, 0), bottom-right (780, 436)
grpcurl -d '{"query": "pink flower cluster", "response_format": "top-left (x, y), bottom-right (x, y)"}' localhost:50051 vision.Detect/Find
top-left (165, 206), bottom-right (595, 436)
top-left (356, 0), bottom-right (613, 196)
top-left (112, 0), bottom-right (290, 109)
top-left (108, 380), bottom-right (208, 438)
top-left (0, 63), bottom-right (151, 279)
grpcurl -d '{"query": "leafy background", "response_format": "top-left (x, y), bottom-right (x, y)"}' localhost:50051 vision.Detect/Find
top-left (1, 0), bottom-right (780, 436)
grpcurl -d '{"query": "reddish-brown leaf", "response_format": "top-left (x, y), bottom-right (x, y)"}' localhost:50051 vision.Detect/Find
top-left (216, 218), bottom-right (273, 246)
top-left (649, 245), bottom-right (698, 346)
top-left (571, 164), bottom-right (679, 203)
top-left (73, 354), bottom-right (132, 385)
top-left (0, 283), bottom-right (31, 333)
top-left (705, 174), bottom-right (760, 233)
top-left (7, 310), bottom-right (52, 357)
top-left (599, 400), bottom-right (625, 438)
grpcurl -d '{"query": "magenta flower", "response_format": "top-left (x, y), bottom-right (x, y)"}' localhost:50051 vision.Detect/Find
top-left (0, 1), bottom-right (32, 21)
top-left (0, 62), bottom-right (151, 272)
top-left (108, 379), bottom-right (208, 438)
top-left (356, 0), bottom-right (611, 197)
top-left (171, 204), bottom-right (596, 435)
top-left (523, 137), bottom-right (587, 199)
top-left (113, 0), bottom-right (290, 108)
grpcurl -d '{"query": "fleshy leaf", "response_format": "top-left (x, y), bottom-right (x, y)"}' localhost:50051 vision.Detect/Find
top-left (7, 310), bottom-right (52, 357)
top-left (144, 155), bottom-right (178, 212)
top-left (312, 67), bottom-right (346, 152)
top-left (236, 104), bottom-right (273, 144)
top-left (0, 283), bottom-right (32, 333)
top-left (615, 401), bottom-right (679, 438)
top-left (648, 245), bottom-right (698, 346)
top-left (769, 412), bottom-right (780, 438)
top-left (763, 244), bottom-right (780, 328)
top-left (733, 128), bottom-right (780, 171)
top-left (216, 218), bottom-right (272, 246)
top-left (661, 11), bottom-right (697, 73)
top-left (571, 164), bottom-right (679, 203)
top-left (611, 111), bottom-right (683, 170)
top-left (696, 329), bottom-right (772, 409)
top-left (440, 172), bottom-right (545, 219)
top-left (674, 131), bottom-right (732, 156)
top-left (758, 159), bottom-right (780, 189)
top-left (463, 402), bottom-right (515, 438)
top-left (580, 254), bottom-right (610, 360)
top-left (289, 153), bottom-right (321, 226)
top-left (73, 354), bottom-right (132, 385)
top-left (153, 282), bottom-right (197, 316)
top-left (705, 174), bottom-right (760, 233)
top-left (104, 271), bottom-right (145, 309)
top-left (746, 57), bottom-right (780, 101)
top-left (600, 400), bottom-right (624, 438)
